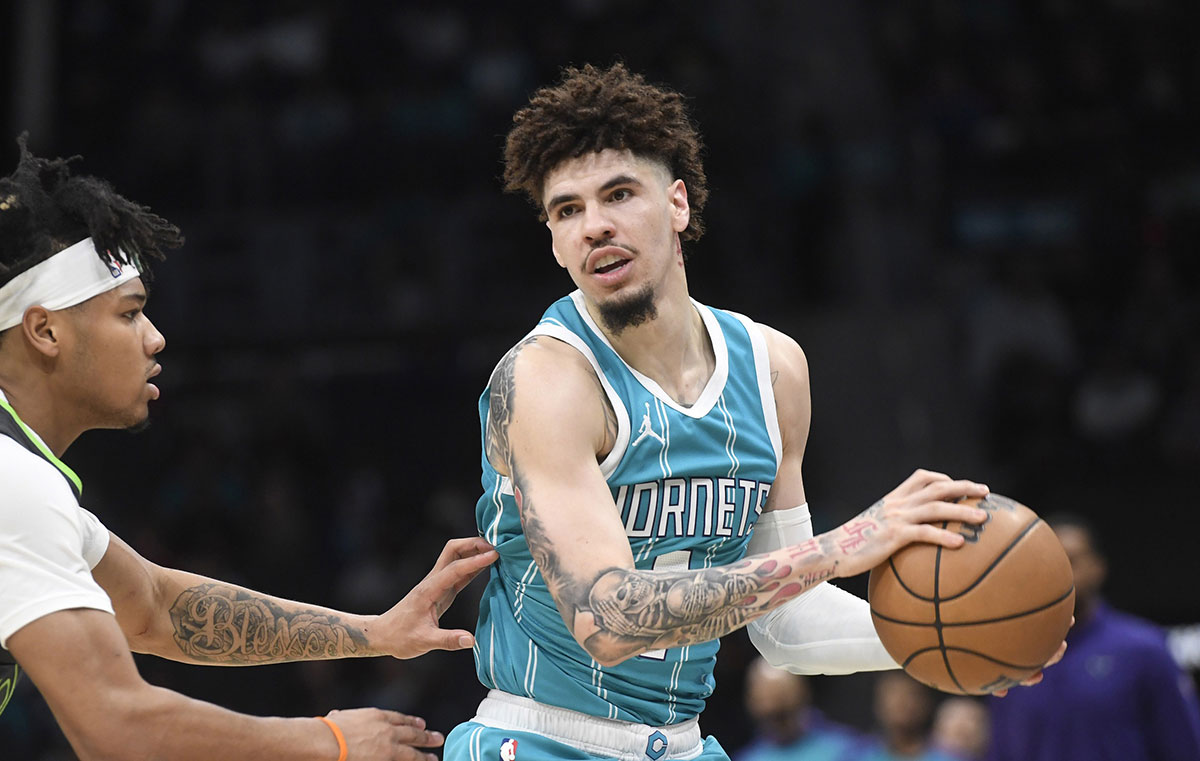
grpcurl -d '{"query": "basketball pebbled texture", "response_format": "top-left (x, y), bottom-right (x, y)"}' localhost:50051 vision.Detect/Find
top-left (868, 493), bottom-right (1075, 694)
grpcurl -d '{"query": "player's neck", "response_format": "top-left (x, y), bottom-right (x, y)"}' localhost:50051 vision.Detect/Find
top-left (603, 285), bottom-right (715, 407)
top-left (0, 374), bottom-right (82, 457)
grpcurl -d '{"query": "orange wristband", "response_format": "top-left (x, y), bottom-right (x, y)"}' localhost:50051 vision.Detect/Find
top-left (317, 715), bottom-right (348, 761)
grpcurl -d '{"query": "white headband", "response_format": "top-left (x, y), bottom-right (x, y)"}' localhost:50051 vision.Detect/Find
top-left (0, 237), bottom-right (143, 331)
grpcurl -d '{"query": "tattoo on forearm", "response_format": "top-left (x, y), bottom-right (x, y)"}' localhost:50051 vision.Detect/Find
top-left (584, 555), bottom-right (836, 650)
top-left (169, 585), bottom-right (367, 664)
top-left (836, 501), bottom-right (883, 554)
top-left (519, 461), bottom-right (838, 657)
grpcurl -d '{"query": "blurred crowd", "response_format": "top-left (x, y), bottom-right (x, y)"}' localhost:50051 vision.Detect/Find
top-left (2, 0), bottom-right (1198, 756)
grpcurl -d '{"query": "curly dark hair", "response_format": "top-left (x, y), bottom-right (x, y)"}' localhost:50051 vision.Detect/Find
top-left (0, 134), bottom-right (183, 289)
top-left (503, 62), bottom-right (709, 241)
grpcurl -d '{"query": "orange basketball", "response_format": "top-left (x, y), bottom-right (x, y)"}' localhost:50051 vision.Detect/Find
top-left (867, 493), bottom-right (1074, 694)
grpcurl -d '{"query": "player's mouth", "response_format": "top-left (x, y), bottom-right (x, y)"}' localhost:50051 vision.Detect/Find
top-left (587, 246), bottom-right (634, 282)
top-left (147, 363), bottom-right (161, 400)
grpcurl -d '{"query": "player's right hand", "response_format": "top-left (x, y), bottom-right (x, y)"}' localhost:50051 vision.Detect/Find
top-left (830, 469), bottom-right (989, 579)
top-left (325, 708), bottom-right (444, 761)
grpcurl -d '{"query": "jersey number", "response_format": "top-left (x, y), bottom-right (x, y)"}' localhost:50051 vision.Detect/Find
top-left (638, 550), bottom-right (692, 661)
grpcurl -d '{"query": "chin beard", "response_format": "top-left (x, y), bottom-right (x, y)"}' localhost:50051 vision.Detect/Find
top-left (597, 284), bottom-right (657, 335)
top-left (124, 417), bottom-right (152, 435)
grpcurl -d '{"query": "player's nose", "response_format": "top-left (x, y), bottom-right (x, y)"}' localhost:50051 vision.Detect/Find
top-left (581, 203), bottom-right (615, 242)
top-left (145, 314), bottom-right (166, 355)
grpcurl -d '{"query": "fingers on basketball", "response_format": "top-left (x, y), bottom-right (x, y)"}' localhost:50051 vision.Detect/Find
top-left (869, 494), bottom-right (1074, 695)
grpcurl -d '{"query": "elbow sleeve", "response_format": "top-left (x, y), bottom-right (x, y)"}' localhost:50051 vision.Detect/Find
top-left (746, 503), bottom-right (899, 675)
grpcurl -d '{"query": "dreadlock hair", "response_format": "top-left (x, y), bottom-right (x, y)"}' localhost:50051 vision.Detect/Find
top-left (0, 134), bottom-right (183, 289)
top-left (503, 62), bottom-right (709, 242)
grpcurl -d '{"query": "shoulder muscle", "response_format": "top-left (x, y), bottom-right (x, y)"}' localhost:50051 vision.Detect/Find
top-left (485, 335), bottom-right (610, 476)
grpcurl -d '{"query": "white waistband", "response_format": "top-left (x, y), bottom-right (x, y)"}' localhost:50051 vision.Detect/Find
top-left (471, 690), bottom-right (704, 761)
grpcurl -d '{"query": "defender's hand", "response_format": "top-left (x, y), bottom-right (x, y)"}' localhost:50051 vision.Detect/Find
top-left (373, 537), bottom-right (497, 659)
top-left (830, 469), bottom-right (990, 579)
top-left (325, 708), bottom-right (444, 761)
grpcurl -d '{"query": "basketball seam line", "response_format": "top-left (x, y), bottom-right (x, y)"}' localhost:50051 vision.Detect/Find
top-left (869, 583), bottom-right (1076, 627)
top-left (900, 645), bottom-right (1052, 672)
top-left (932, 522), bottom-right (967, 694)
top-left (942, 516), bottom-right (1044, 601)
top-left (884, 516), bottom-right (1044, 603)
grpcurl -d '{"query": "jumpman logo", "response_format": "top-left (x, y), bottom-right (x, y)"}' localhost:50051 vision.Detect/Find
top-left (631, 402), bottom-right (665, 447)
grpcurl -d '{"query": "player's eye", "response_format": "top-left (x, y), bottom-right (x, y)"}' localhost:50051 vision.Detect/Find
top-left (557, 205), bottom-right (577, 219)
top-left (610, 189), bottom-right (630, 202)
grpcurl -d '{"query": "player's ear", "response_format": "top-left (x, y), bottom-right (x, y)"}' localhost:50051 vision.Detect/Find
top-left (21, 306), bottom-right (64, 358)
top-left (548, 231), bottom-right (566, 269)
top-left (669, 179), bottom-right (690, 234)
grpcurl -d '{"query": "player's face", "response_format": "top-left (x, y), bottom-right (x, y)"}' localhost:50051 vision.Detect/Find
top-left (542, 149), bottom-right (690, 319)
top-left (1054, 525), bottom-right (1106, 606)
top-left (57, 279), bottom-right (165, 431)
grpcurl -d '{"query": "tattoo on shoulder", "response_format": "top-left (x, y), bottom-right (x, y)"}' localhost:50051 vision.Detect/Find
top-left (771, 369), bottom-right (779, 387)
top-left (486, 336), bottom-right (541, 472)
top-left (169, 585), bottom-right (366, 664)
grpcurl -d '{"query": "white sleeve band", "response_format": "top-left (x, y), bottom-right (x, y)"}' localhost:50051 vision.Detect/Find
top-left (746, 503), bottom-right (899, 674)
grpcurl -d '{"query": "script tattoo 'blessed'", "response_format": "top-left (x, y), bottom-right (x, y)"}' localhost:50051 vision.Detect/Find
top-left (169, 585), bottom-right (361, 663)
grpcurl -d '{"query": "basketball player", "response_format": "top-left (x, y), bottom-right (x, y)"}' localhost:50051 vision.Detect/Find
top-left (444, 64), bottom-right (1055, 761)
top-left (0, 138), bottom-right (497, 760)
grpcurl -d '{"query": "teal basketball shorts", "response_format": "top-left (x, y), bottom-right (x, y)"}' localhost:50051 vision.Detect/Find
top-left (444, 691), bottom-right (730, 761)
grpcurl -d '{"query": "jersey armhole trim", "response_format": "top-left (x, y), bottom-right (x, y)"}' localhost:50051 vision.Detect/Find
top-left (727, 313), bottom-right (783, 470)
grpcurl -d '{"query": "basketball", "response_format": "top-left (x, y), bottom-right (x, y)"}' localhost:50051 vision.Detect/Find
top-left (867, 493), bottom-right (1074, 694)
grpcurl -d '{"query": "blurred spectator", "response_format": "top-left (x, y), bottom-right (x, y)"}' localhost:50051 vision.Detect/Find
top-left (734, 658), bottom-right (859, 761)
top-left (987, 515), bottom-right (1200, 761)
top-left (847, 672), bottom-right (956, 761)
top-left (930, 697), bottom-right (989, 761)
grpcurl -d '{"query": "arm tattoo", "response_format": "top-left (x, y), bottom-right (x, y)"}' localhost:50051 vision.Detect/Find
top-left (836, 500), bottom-right (883, 554)
top-left (485, 336), bottom-right (540, 471)
top-left (169, 585), bottom-right (367, 664)
top-left (487, 336), bottom-right (614, 467)
top-left (584, 551), bottom-right (836, 652)
top-left (518, 458), bottom-right (837, 658)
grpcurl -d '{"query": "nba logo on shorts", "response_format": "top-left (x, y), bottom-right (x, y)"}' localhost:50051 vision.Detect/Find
top-left (645, 730), bottom-right (668, 760)
top-left (498, 737), bottom-right (518, 761)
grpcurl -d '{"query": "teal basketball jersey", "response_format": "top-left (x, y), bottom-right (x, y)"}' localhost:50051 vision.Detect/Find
top-left (471, 291), bottom-right (782, 726)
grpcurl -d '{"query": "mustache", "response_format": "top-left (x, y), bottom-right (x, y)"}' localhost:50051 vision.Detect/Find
top-left (582, 240), bottom-right (637, 274)
top-left (589, 239), bottom-right (636, 255)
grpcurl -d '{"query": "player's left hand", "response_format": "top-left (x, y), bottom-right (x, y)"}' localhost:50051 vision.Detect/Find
top-left (991, 617), bottom-right (1072, 697)
top-left (372, 536), bottom-right (498, 659)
